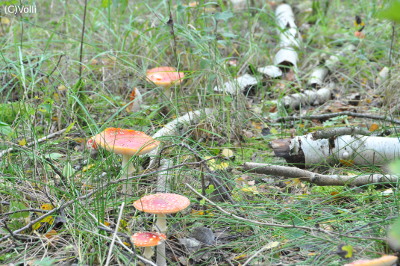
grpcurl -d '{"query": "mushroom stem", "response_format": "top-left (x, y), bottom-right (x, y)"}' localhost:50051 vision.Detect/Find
top-left (155, 213), bottom-right (167, 233)
top-left (143, 247), bottom-right (154, 260)
top-left (121, 154), bottom-right (136, 194)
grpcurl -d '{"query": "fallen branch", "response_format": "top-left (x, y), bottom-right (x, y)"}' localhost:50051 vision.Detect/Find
top-left (148, 108), bottom-right (214, 168)
top-left (276, 111), bottom-right (400, 125)
top-left (185, 183), bottom-right (386, 241)
top-left (243, 162), bottom-right (399, 186)
top-left (0, 128), bottom-right (67, 159)
top-left (272, 83), bottom-right (333, 109)
top-left (270, 133), bottom-right (400, 167)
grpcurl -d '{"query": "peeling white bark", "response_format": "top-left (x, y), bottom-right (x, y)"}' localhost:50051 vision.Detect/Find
top-left (147, 108), bottom-right (214, 168)
top-left (257, 65), bottom-right (282, 78)
top-left (213, 74), bottom-right (258, 94)
top-left (289, 133), bottom-right (400, 166)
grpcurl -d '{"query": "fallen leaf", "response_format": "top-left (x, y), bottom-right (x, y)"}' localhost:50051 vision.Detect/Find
top-left (369, 123), bottom-right (379, 132)
top-left (18, 138), bottom-right (27, 146)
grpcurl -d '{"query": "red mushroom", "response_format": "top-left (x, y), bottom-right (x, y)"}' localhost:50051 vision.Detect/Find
top-left (87, 128), bottom-right (160, 193)
top-left (131, 232), bottom-right (166, 260)
top-left (146, 66), bottom-right (184, 100)
top-left (133, 193), bottom-right (190, 233)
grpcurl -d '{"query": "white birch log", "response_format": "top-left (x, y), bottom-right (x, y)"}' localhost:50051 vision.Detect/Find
top-left (274, 4), bottom-right (300, 68)
top-left (147, 108), bottom-right (214, 168)
top-left (243, 162), bottom-right (399, 186)
top-left (308, 67), bottom-right (329, 88)
top-left (271, 133), bottom-right (400, 167)
top-left (272, 83), bottom-right (333, 109)
top-left (213, 74), bottom-right (258, 94)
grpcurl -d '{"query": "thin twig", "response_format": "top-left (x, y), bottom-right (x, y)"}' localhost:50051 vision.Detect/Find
top-left (105, 202), bottom-right (125, 266)
top-left (185, 183), bottom-right (387, 241)
top-left (242, 243), bottom-right (277, 266)
top-left (1, 208), bottom-right (48, 217)
top-left (276, 111), bottom-right (400, 125)
top-left (0, 128), bottom-right (67, 159)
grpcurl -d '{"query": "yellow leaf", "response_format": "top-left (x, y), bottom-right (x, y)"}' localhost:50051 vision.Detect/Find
top-left (369, 123), bottom-right (379, 132)
top-left (32, 222), bottom-right (41, 230)
top-left (58, 85), bottom-right (67, 91)
top-left (65, 122), bottom-right (75, 133)
top-left (221, 148), bottom-right (234, 159)
top-left (53, 93), bottom-right (60, 102)
top-left (82, 164), bottom-right (95, 172)
top-left (337, 244), bottom-right (354, 258)
top-left (40, 216), bottom-right (54, 224)
top-left (241, 186), bottom-right (259, 195)
top-left (123, 241), bottom-right (131, 246)
top-left (41, 204), bottom-right (54, 211)
top-left (270, 127), bottom-right (278, 134)
top-left (1, 17), bottom-right (10, 25)
top-left (18, 139), bottom-right (27, 146)
top-left (233, 254), bottom-right (247, 260)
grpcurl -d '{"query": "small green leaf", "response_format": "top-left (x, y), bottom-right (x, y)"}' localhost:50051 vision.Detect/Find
top-left (0, 122), bottom-right (13, 136)
top-left (376, 0), bottom-right (400, 23)
top-left (44, 153), bottom-right (64, 160)
top-left (9, 201), bottom-right (29, 219)
top-left (62, 162), bottom-right (74, 178)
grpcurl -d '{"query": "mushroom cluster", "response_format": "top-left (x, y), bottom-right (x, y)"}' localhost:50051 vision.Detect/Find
top-left (133, 193), bottom-right (190, 265)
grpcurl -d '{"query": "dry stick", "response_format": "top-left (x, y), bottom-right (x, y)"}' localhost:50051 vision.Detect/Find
top-left (105, 202), bottom-right (125, 266)
top-left (242, 243), bottom-right (277, 266)
top-left (276, 111), bottom-right (400, 125)
top-left (185, 183), bottom-right (386, 241)
top-left (0, 128), bottom-right (67, 159)
top-left (0, 159), bottom-right (212, 243)
top-left (243, 162), bottom-right (399, 186)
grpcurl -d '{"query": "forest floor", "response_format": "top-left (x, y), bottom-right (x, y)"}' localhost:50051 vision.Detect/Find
top-left (1, 0), bottom-right (400, 265)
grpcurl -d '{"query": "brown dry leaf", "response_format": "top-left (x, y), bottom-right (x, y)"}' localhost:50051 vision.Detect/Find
top-left (369, 123), bottom-right (379, 132)
top-left (339, 159), bottom-right (355, 166)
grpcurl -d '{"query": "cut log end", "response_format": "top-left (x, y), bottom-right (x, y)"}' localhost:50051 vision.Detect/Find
top-left (270, 139), bottom-right (306, 168)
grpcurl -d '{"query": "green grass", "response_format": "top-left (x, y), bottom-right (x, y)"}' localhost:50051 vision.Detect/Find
top-left (1, 0), bottom-right (400, 265)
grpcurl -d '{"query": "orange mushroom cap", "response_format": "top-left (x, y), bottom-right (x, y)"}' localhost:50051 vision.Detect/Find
top-left (131, 232), bottom-right (166, 247)
top-left (133, 193), bottom-right (190, 214)
top-left (89, 128), bottom-right (159, 156)
top-left (146, 66), bottom-right (184, 87)
top-left (344, 255), bottom-right (398, 266)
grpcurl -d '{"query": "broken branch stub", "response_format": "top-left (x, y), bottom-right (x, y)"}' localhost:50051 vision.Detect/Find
top-left (270, 133), bottom-right (400, 167)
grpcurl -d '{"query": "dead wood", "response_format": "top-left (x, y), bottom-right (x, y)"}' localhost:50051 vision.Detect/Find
top-left (243, 162), bottom-right (399, 186)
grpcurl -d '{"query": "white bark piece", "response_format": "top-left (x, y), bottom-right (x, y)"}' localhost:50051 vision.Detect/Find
top-left (257, 65), bottom-right (283, 78)
top-left (376, 67), bottom-right (389, 85)
top-left (244, 162), bottom-right (399, 186)
top-left (275, 4), bottom-right (297, 29)
top-left (273, 83), bottom-right (333, 109)
top-left (274, 4), bottom-right (300, 68)
top-left (231, 0), bottom-right (246, 10)
top-left (147, 108), bottom-right (214, 168)
top-left (213, 74), bottom-right (258, 94)
top-left (289, 133), bottom-right (400, 166)
top-left (274, 48), bottom-right (298, 68)
top-left (308, 67), bottom-right (329, 88)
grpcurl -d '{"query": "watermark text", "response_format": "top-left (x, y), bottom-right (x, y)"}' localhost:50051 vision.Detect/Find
top-left (4, 5), bottom-right (37, 15)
